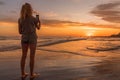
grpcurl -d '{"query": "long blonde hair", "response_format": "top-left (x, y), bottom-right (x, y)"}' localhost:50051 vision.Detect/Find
top-left (20, 3), bottom-right (33, 20)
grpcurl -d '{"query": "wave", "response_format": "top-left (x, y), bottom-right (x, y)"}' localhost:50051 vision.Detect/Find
top-left (38, 38), bottom-right (86, 47)
top-left (0, 38), bottom-right (86, 52)
top-left (87, 46), bottom-right (120, 52)
top-left (0, 45), bottom-right (21, 52)
top-left (0, 36), bottom-right (20, 40)
top-left (37, 48), bottom-right (107, 57)
top-left (88, 38), bottom-right (120, 41)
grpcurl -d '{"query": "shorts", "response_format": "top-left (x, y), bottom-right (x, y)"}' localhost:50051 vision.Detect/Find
top-left (21, 32), bottom-right (37, 44)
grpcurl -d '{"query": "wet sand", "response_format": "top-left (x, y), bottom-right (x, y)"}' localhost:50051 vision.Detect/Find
top-left (0, 49), bottom-right (120, 80)
top-left (0, 39), bottom-right (120, 80)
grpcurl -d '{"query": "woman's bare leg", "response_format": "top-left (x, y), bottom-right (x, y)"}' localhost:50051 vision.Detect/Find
top-left (21, 43), bottom-right (29, 76)
top-left (29, 44), bottom-right (36, 76)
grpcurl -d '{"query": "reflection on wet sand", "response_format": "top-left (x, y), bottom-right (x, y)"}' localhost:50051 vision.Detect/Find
top-left (21, 77), bottom-right (26, 80)
top-left (90, 58), bottom-right (120, 80)
top-left (1, 50), bottom-right (120, 80)
top-left (21, 76), bottom-right (38, 80)
top-left (33, 54), bottom-right (120, 80)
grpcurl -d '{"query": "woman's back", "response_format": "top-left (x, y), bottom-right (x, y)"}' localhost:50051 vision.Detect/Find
top-left (18, 16), bottom-right (38, 34)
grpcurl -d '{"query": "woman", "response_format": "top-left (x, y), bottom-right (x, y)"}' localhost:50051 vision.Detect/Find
top-left (18, 3), bottom-right (41, 78)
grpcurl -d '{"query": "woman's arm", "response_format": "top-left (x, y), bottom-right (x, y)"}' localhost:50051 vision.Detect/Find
top-left (35, 15), bottom-right (41, 30)
top-left (18, 19), bottom-right (22, 34)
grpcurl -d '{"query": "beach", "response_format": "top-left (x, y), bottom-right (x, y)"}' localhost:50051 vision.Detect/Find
top-left (0, 0), bottom-right (120, 80)
top-left (0, 37), bottom-right (120, 80)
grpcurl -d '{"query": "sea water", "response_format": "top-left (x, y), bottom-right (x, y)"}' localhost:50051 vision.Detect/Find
top-left (0, 36), bottom-right (120, 57)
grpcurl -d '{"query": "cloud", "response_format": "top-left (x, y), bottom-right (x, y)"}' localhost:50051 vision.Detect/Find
top-left (91, 2), bottom-right (120, 23)
top-left (0, 15), bottom-right (119, 29)
top-left (10, 10), bottom-right (17, 14)
top-left (0, 16), bottom-right (17, 23)
top-left (40, 11), bottom-right (59, 19)
top-left (0, 1), bottom-right (5, 5)
top-left (41, 19), bottom-right (120, 29)
top-left (41, 19), bottom-right (80, 27)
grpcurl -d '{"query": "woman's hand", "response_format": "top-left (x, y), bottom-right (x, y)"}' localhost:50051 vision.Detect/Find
top-left (37, 21), bottom-right (41, 30)
top-left (36, 15), bottom-right (41, 30)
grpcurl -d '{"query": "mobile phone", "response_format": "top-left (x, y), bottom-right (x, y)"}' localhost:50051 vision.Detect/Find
top-left (36, 15), bottom-right (39, 21)
top-left (36, 15), bottom-right (40, 30)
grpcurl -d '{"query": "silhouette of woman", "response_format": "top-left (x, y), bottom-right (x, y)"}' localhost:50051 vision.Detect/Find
top-left (18, 3), bottom-right (41, 79)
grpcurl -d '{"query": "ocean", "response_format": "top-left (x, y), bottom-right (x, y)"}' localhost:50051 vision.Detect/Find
top-left (0, 36), bottom-right (120, 57)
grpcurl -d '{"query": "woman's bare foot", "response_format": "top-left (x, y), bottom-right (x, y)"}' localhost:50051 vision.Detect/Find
top-left (21, 73), bottom-right (29, 78)
top-left (30, 73), bottom-right (40, 78)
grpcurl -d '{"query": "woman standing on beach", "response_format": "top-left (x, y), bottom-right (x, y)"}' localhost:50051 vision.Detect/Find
top-left (18, 3), bottom-right (41, 78)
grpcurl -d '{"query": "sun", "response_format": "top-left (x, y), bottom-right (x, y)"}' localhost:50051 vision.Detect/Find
top-left (86, 32), bottom-right (94, 37)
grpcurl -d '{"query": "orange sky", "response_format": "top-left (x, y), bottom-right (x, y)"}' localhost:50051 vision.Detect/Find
top-left (0, 0), bottom-right (120, 37)
top-left (0, 22), bottom-right (119, 37)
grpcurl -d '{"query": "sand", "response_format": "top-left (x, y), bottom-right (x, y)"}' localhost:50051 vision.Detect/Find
top-left (0, 37), bottom-right (120, 80)
top-left (0, 48), bottom-right (120, 80)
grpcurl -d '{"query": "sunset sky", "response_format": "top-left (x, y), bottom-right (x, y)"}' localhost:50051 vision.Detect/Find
top-left (0, 0), bottom-right (120, 37)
